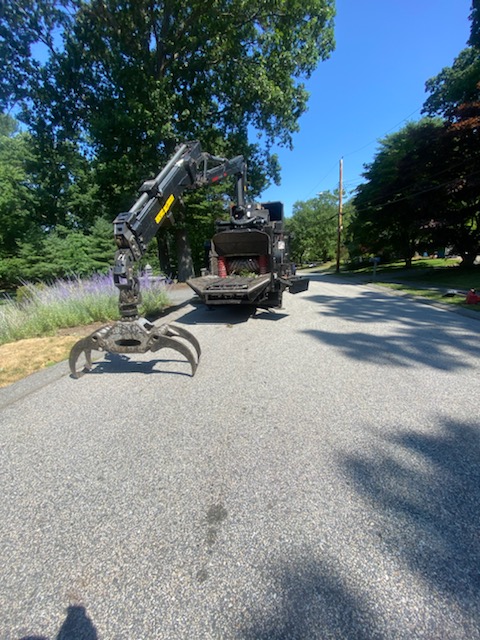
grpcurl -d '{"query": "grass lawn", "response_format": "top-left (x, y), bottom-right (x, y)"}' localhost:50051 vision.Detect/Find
top-left (337, 258), bottom-right (480, 311)
top-left (0, 335), bottom-right (78, 388)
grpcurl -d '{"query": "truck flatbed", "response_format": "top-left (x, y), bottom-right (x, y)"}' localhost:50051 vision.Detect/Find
top-left (187, 274), bottom-right (272, 305)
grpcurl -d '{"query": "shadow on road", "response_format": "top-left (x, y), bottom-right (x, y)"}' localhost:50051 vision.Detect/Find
top-left (342, 417), bottom-right (480, 608)
top-left (241, 556), bottom-right (383, 639)
top-left (176, 301), bottom-right (289, 325)
top-left (303, 289), bottom-right (480, 371)
top-left (242, 417), bottom-right (480, 638)
top-left (86, 352), bottom-right (193, 377)
top-left (19, 605), bottom-right (98, 640)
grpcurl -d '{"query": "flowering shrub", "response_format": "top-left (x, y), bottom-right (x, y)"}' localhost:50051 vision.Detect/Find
top-left (0, 272), bottom-right (171, 344)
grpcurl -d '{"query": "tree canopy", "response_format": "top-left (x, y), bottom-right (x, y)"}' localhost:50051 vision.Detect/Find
top-left (2, 0), bottom-right (335, 193)
top-left (0, 0), bottom-right (336, 284)
top-left (287, 191), bottom-right (352, 265)
top-left (352, 120), bottom-right (445, 266)
top-left (350, 2), bottom-right (480, 267)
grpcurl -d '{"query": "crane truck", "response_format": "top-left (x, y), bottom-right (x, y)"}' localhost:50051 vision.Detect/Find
top-left (69, 141), bottom-right (308, 378)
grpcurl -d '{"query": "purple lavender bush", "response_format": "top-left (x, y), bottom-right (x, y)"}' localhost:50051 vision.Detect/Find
top-left (0, 272), bottom-right (171, 344)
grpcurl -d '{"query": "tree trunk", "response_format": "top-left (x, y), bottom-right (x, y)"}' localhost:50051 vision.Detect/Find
top-left (459, 252), bottom-right (476, 267)
top-left (403, 234), bottom-right (414, 268)
top-left (156, 232), bottom-right (172, 276)
top-left (176, 227), bottom-right (195, 281)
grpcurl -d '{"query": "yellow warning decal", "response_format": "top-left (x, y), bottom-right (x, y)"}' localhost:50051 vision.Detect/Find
top-left (155, 194), bottom-right (175, 224)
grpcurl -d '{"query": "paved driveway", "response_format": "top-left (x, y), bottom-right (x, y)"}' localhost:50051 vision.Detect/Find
top-left (1, 277), bottom-right (480, 639)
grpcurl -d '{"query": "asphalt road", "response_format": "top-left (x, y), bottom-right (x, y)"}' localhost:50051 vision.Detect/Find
top-left (1, 275), bottom-right (480, 639)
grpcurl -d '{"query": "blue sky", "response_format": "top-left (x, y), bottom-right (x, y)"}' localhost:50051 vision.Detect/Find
top-left (260, 0), bottom-right (473, 216)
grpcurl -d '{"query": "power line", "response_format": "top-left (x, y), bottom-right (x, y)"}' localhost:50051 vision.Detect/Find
top-left (301, 105), bottom-right (426, 203)
top-left (353, 155), bottom-right (479, 210)
top-left (354, 169), bottom-right (480, 215)
top-left (343, 106), bottom-right (424, 159)
top-left (303, 160), bottom-right (339, 199)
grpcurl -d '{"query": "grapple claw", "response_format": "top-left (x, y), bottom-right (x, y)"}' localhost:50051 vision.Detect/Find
top-left (68, 318), bottom-right (200, 378)
top-left (148, 334), bottom-right (199, 376)
top-left (69, 338), bottom-right (93, 379)
top-left (163, 325), bottom-right (201, 360)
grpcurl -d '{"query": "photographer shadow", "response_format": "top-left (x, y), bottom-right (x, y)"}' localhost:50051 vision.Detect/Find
top-left (20, 604), bottom-right (97, 640)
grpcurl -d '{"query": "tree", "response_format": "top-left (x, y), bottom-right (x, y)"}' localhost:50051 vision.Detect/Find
top-left (0, 215), bottom-right (116, 285)
top-left (287, 191), bottom-right (340, 264)
top-left (0, 121), bottom-right (38, 259)
top-left (423, 49), bottom-right (480, 120)
top-left (50, 0), bottom-right (334, 176)
top-left (352, 120), bottom-right (445, 266)
top-left (419, 104), bottom-right (480, 265)
top-left (469, 0), bottom-right (480, 48)
top-left (0, 112), bottom-right (110, 285)
top-left (1, 0), bottom-right (336, 280)
top-left (424, 0), bottom-right (480, 118)
top-left (0, 0), bottom-right (74, 109)
top-left (349, 2), bottom-right (480, 267)
top-left (422, 1), bottom-right (480, 265)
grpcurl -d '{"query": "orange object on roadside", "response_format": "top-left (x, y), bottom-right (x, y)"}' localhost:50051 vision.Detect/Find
top-left (466, 289), bottom-right (480, 304)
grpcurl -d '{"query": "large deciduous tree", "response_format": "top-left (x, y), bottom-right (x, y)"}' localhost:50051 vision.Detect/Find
top-left (352, 1), bottom-right (480, 267)
top-left (424, 0), bottom-right (480, 118)
top-left (0, 115), bottom-right (38, 260)
top-left (352, 120), bottom-right (444, 266)
top-left (1, 0), bottom-right (335, 280)
top-left (422, 0), bottom-right (480, 265)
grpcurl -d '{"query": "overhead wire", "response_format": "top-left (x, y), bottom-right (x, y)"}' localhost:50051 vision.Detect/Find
top-left (298, 101), bottom-right (476, 213)
top-left (338, 116), bottom-right (477, 211)
top-left (301, 104), bottom-right (426, 203)
top-left (343, 106), bottom-right (424, 159)
top-left (303, 160), bottom-right (340, 199)
top-left (353, 168), bottom-right (480, 215)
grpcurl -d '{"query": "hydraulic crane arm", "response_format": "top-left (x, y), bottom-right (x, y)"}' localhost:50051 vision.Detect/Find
top-left (112, 141), bottom-right (246, 318)
top-left (113, 141), bottom-right (246, 266)
top-left (70, 141), bottom-right (245, 378)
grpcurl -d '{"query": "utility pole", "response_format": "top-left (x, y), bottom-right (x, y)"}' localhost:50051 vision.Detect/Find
top-left (336, 157), bottom-right (343, 273)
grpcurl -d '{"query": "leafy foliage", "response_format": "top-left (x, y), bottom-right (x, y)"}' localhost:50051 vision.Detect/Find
top-left (4, 0), bottom-right (335, 203)
top-left (0, 216), bottom-right (116, 286)
top-left (286, 191), bottom-right (347, 264)
top-left (0, 0), bottom-right (74, 109)
top-left (351, 3), bottom-right (480, 267)
top-left (0, 0), bottom-right (335, 283)
top-left (352, 120), bottom-right (445, 266)
top-left (0, 124), bottom-right (38, 257)
top-left (423, 48), bottom-right (480, 120)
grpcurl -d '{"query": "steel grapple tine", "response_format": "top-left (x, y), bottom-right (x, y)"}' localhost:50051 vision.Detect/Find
top-left (69, 338), bottom-right (93, 379)
top-left (68, 319), bottom-right (201, 378)
top-left (149, 335), bottom-right (199, 376)
top-left (164, 324), bottom-right (202, 359)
